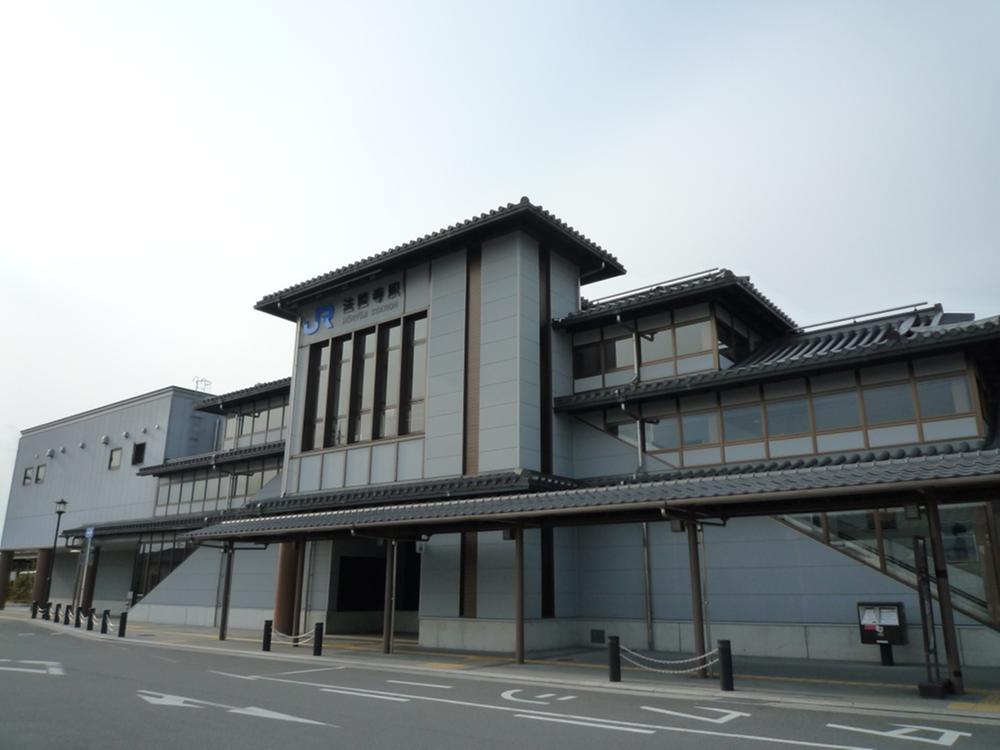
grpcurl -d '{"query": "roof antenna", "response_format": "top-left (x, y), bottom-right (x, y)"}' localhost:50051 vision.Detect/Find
top-left (192, 376), bottom-right (213, 393)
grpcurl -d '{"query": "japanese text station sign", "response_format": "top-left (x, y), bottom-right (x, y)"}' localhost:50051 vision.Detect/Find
top-left (299, 274), bottom-right (404, 341)
top-left (857, 602), bottom-right (907, 645)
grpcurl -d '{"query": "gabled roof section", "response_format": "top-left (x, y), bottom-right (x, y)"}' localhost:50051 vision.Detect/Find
top-left (554, 269), bottom-right (796, 336)
top-left (556, 309), bottom-right (1000, 411)
top-left (256, 197), bottom-right (625, 321)
top-left (195, 378), bottom-right (291, 413)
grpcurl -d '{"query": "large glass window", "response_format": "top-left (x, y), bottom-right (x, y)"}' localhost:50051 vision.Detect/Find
top-left (863, 383), bottom-right (915, 424)
top-left (675, 321), bottom-right (713, 357)
top-left (604, 336), bottom-right (635, 372)
top-left (573, 343), bottom-right (602, 378)
top-left (374, 322), bottom-right (403, 439)
top-left (301, 340), bottom-right (330, 452)
top-left (723, 404), bottom-right (763, 441)
top-left (644, 414), bottom-right (680, 451)
top-left (323, 337), bottom-right (351, 447)
top-left (813, 391), bottom-right (862, 431)
top-left (716, 306), bottom-right (751, 368)
top-left (400, 314), bottom-right (428, 435)
top-left (606, 410), bottom-right (639, 446)
top-left (766, 399), bottom-right (811, 436)
top-left (681, 412), bottom-right (721, 446)
top-left (640, 329), bottom-right (673, 363)
top-left (916, 375), bottom-right (972, 418)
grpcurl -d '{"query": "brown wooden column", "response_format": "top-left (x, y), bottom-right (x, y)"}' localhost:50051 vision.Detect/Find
top-left (273, 541), bottom-right (298, 635)
top-left (33, 548), bottom-right (51, 603)
top-left (515, 528), bottom-right (525, 664)
top-left (218, 541), bottom-right (235, 641)
top-left (0, 550), bottom-right (13, 609)
top-left (382, 539), bottom-right (397, 654)
top-left (926, 499), bottom-right (964, 694)
top-left (291, 540), bottom-right (306, 644)
top-left (81, 547), bottom-right (101, 611)
top-left (686, 517), bottom-right (708, 677)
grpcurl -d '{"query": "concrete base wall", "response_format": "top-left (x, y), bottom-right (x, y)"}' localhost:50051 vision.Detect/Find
top-left (419, 616), bottom-right (1000, 667)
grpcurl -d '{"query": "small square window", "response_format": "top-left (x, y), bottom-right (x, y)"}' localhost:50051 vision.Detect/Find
top-left (35, 464), bottom-right (46, 484)
top-left (108, 447), bottom-right (122, 470)
top-left (22, 467), bottom-right (33, 486)
top-left (132, 442), bottom-right (146, 465)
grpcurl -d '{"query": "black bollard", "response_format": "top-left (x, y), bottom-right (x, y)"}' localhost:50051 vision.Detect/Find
top-left (313, 622), bottom-right (324, 657)
top-left (118, 611), bottom-right (128, 638)
top-left (75, 607), bottom-right (82, 628)
top-left (100, 610), bottom-right (110, 635)
top-left (718, 640), bottom-right (734, 692)
top-left (42, 602), bottom-right (51, 621)
top-left (608, 635), bottom-right (622, 682)
top-left (262, 620), bottom-right (272, 652)
top-left (63, 605), bottom-right (71, 625)
top-left (31, 601), bottom-right (38, 619)
top-left (86, 608), bottom-right (95, 632)
top-left (54, 603), bottom-right (62, 622)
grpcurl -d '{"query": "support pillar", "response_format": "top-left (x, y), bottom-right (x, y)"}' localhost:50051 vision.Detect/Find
top-left (515, 527), bottom-right (525, 664)
top-left (0, 550), bottom-right (13, 609)
top-left (81, 547), bottom-right (101, 612)
top-left (926, 499), bottom-right (964, 694)
top-left (273, 541), bottom-right (298, 635)
top-left (33, 549), bottom-right (51, 604)
top-left (382, 539), bottom-right (397, 654)
top-left (292, 540), bottom-right (306, 644)
top-left (218, 541), bottom-right (235, 641)
top-left (686, 517), bottom-right (707, 677)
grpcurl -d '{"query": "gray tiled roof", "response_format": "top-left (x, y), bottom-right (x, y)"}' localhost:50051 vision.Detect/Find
top-left (195, 378), bottom-right (291, 412)
top-left (188, 444), bottom-right (1000, 540)
top-left (256, 197), bottom-right (626, 320)
top-left (137, 441), bottom-right (286, 476)
top-left (556, 311), bottom-right (1000, 411)
top-left (63, 510), bottom-right (231, 540)
top-left (555, 269), bottom-right (796, 331)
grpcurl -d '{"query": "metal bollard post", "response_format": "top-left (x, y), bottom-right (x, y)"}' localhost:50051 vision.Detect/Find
top-left (608, 635), bottom-right (622, 682)
top-left (31, 601), bottom-right (38, 619)
top-left (54, 603), bottom-right (62, 622)
top-left (100, 610), bottom-right (110, 635)
top-left (262, 620), bottom-right (272, 652)
top-left (313, 622), bottom-right (324, 657)
top-left (64, 605), bottom-right (71, 625)
top-left (718, 640), bottom-right (734, 692)
top-left (75, 607), bottom-right (82, 628)
top-left (86, 608), bottom-right (95, 631)
top-left (42, 602), bottom-right (51, 621)
top-left (118, 611), bottom-right (128, 638)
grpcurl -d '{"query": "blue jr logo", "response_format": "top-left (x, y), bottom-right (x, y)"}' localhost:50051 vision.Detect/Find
top-left (302, 305), bottom-right (334, 335)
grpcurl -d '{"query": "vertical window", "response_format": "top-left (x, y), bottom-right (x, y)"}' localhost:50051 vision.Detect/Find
top-left (459, 531), bottom-right (477, 618)
top-left (131, 442), bottom-right (146, 465)
top-left (541, 528), bottom-right (555, 619)
top-left (35, 464), bottom-right (46, 484)
top-left (301, 340), bottom-right (330, 452)
top-left (374, 321), bottom-right (403, 439)
top-left (603, 335), bottom-right (635, 372)
top-left (22, 467), bottom-right (33, 486)
top-left (108, 447), bottom-right (122, 470)
top-left (348, 328), bottom-right (377, 443)
top-left (573, 342), bottom-right (602, 378)
top-left (223, 414), bottom-right (237, 449)
top-left (323, 337), bottom-right (351, 447)
top-left (400, 314), bottom-right (428, 435)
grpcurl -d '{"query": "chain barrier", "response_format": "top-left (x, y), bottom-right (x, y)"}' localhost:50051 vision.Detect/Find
top-left (271, 628), bottom-right (315, 642)
top-left (618, 644), bottom-right (720, 675)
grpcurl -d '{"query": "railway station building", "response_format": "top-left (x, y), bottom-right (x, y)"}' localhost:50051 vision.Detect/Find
top-left (3, 198), bottom-right (1000, 690)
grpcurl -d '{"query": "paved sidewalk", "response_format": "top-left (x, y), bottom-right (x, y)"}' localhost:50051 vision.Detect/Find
top-left (4, 604), bottom-right (999, 720)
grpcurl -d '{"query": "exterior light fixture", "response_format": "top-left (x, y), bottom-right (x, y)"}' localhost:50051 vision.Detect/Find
top-left (44, 499), bottom-right (68, 602)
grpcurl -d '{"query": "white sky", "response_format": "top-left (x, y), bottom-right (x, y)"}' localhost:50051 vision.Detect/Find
top-left (2, 1), bottom-right (998, 534)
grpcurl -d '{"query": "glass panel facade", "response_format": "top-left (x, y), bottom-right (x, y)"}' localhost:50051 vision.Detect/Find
top-left (863, 383), bottom-right (916, 424)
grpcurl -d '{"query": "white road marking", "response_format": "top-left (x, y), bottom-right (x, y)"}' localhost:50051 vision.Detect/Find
top-left (827, 723), bottom-right (972, 746)
top-left (642, 705), bottom-right (752, 724)
top-left (387, 680), bottom-right (453, 689)
top-left (208, 670), bottom-right (259, 681)
top-left (17, 633), bottom-right (35, 637)
top-left (536, 693), bottom-right (556, 699)
top-left (224, 674), bottom-right (877, 749)
top-left (501, 689), bottom-right (549, 705)
top-left (555, 696), bottom-right (577, 702)
top-left (136, 691), bottom-right (333, 726)
top-left (269, 666), bottom-right (347, 676)
top-left (0, 660), bottom-right (64, 675)
top-left (516, 714), bottom-right (655, 734)
top-left (321, 688), bottom-right (409, 702)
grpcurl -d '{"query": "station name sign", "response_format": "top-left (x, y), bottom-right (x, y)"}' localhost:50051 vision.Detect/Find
top-left (301, 274), bottom-right (404, 338)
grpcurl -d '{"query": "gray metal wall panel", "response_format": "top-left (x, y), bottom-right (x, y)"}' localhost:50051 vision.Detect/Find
top-left (137, 546), bottom-right (222, 607)
top-left (418, 533), bottom-right (461, 617)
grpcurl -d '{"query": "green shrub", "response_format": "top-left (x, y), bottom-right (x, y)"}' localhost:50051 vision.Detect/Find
top-left (8, 572), bottom-right (35, 603)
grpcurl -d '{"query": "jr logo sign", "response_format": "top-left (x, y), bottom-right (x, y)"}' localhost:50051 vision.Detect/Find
top-left (302, 305), bottom-right (334, 335)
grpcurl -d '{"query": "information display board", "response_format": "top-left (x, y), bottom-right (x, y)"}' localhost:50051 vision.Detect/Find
top-left (857, 601), bottom-right (907, 645)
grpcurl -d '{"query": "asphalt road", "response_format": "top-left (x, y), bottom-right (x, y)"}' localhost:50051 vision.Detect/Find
top-left (1, 617), bottom-right (997, 750)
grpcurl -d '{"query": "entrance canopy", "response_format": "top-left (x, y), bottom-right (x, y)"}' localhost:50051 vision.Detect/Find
top-left (188, 441), bottom-right (1000, 542)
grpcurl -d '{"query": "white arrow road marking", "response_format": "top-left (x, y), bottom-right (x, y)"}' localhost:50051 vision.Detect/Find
top-left (501, 689), bottom-right (550, 705)
top-left (223, 674), bottom-right (877, 749)
top-left (387, 680), bottom-right (453, 689)
top-left (826, 723), bottom-right (972, 746)
top-left (322, 688), bottom-right (410, 702)
top-left (0, 660), bottom-right (64, 675)
top-left (642, 705), bottom-right (752, 724)
top-left (516, 714), bottom-right (655, 734)
top-left (136, 691), bottom-right (332, 726)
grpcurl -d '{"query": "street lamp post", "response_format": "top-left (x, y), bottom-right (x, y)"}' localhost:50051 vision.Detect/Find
top-left (44, 499), bottom-right (67, 603)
